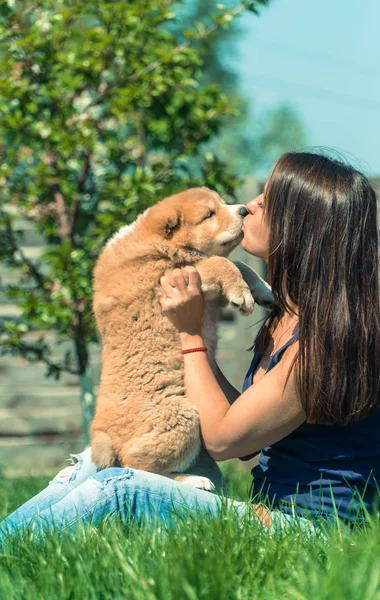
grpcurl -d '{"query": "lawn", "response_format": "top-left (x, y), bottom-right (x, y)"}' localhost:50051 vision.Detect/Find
top-left (1, 463), bottom-right (380, 600)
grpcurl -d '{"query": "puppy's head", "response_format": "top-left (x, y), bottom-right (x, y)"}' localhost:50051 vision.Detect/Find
top-left (143, 187), bottom-right (247, 257)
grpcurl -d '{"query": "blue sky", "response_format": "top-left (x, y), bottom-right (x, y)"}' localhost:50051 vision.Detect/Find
top-left (235, 0), bottom-right (380, 177)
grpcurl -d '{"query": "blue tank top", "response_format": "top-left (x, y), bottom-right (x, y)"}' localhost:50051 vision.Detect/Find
top-left (242, 333), bottom-right (380, 522)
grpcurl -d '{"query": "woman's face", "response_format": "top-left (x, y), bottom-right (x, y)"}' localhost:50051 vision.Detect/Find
top-left (241, 191), bottom-right (270, 261)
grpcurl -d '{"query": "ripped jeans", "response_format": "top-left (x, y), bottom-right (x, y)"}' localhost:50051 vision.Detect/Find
top-left (0, 448), bottom-right (319, 539)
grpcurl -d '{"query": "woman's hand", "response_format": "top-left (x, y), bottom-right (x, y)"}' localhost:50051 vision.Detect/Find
top-left (159, 266), bottom-right (204, 336)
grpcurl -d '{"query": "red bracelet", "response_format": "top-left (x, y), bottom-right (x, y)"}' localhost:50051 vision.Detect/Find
top-left (182, 346), bottom-right (208, 355)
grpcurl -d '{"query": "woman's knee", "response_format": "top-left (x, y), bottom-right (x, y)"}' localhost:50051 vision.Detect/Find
top-left (90, 467), bottom-right (135, 490)
top-left (88, 468), bottom-right (176, 511)
top-left (50, 447), bottom-right (97, 489)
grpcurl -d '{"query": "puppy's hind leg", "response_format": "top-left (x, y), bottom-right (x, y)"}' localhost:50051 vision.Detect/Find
top-left (91, 430), bottom-right (119, 469)
top-left (169, 447), bottom-right (225, 493)
top-left (170, 474), bottom-right (217, 492)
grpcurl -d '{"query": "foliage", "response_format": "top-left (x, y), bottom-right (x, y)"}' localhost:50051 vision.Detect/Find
top-left (175, 1), bottom-right (306, 176)
top-left (175, 0), bottom-right (247, 92)
top-left (0, 0), bottom-right (266, 388)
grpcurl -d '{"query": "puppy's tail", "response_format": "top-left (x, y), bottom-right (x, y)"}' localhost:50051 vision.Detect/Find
top-left (91, 430), bottom-right (119, 469)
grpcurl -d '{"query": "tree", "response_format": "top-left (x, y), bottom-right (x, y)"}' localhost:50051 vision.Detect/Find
top-left (177, 1), bottom-right (306, 176)
top-left (0, 0), bottom-right (267, 441)
top-left (174, 0), bottom-right (246, 92)
top-left (213, 103), bottom-right (307, 176)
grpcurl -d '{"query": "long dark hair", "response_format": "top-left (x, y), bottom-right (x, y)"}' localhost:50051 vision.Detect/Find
top-left (257, 152), bottom-right (380, 425)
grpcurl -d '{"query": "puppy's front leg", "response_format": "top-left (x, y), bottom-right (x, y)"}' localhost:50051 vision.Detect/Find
top-left (233, 260), bottom-right (273, 309)
top-left (196, 257), bottom-right (254, 315)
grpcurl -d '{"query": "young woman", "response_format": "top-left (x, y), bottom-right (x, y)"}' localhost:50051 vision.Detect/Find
top-left (2, 152), bottom-right (380, 538)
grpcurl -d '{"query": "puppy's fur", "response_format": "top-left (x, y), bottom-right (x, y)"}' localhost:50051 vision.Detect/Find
top-left (90, 187), bottom-right (272, 490)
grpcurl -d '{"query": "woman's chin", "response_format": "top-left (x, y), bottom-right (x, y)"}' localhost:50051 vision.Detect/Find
top-left (240, 237), bottom-right (255, 254)
top-left (241, 238), bottom-right (267, 261)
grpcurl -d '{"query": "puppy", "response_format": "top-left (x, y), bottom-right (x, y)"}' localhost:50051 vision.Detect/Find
top-left (90, 187), bottom-right (272, 491)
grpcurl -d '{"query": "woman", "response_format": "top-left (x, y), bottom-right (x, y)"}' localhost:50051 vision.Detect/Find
top-left (2, 152), bottom-right (380, 537)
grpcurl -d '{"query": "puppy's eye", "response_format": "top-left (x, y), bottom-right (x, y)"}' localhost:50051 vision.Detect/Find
top-left (203, 210), bottom-right (215, 220)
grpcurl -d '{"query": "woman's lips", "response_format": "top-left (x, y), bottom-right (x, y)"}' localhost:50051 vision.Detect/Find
top-left (242, 214), bottom-right (252, 231)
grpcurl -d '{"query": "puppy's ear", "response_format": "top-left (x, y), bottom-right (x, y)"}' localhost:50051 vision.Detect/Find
top-left (160, 210), bottom-right (182, 238)
top-left (151, 208), bottom-right (182, 238)
top-left (144, 202), bottom-right (182, 238)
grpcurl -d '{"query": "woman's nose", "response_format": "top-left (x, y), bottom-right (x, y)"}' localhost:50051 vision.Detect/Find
top-left (239, 206), bottom-right (249, 217)
top-left (245, 200), bottom-right (256, 214)
top-left (246, 198), bottom-right (260, 214)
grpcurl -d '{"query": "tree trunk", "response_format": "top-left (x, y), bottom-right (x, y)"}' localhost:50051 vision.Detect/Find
top-left (79, 363), bottom-right (96, 446)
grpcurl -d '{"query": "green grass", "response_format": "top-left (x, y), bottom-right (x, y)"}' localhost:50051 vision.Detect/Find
top-left (1, 465), bottom-right (380, 600)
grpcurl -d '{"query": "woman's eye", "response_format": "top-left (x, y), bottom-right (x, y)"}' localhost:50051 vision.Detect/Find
top-left (257, 202), bottom-right (264, 209)
top-left (204, 211), bottom-right (215, 220)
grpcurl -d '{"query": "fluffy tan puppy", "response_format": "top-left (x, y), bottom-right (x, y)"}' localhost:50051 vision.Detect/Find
top-left (90, 187), bottom-right (272, 490)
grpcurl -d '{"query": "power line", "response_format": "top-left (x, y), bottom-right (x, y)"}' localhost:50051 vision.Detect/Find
top-left (245, 73), bottom-right (380, 113)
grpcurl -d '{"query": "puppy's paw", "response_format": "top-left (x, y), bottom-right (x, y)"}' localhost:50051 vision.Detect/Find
top-left (233, 261), bottom-right (273, 309)
top-left (173, 474), bottom-right (216, 492)
top-left (227, 285), bottom-right (255, 315)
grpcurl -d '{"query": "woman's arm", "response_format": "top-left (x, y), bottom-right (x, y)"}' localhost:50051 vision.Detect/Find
top-left (159, 266), bottom-right (305, 462)
top-left (180, 332), bottom-right (304, 461)
top-left (213, 363), bottom-right (240, 405)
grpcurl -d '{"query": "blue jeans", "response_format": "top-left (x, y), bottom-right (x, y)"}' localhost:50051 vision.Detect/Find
top-left (0, 448), bottom-right (319, 540)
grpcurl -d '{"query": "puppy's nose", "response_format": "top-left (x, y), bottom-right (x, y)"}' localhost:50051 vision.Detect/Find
top-left (239, 206), bottom-right (249, 217)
